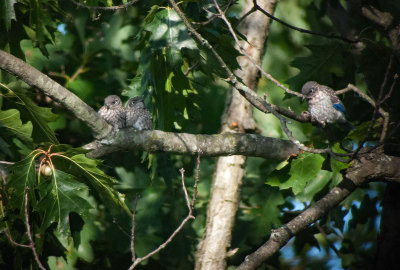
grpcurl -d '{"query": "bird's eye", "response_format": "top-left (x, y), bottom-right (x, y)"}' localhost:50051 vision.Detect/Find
top-left (112, 100), bottom-right (118, 105)
top-left (309, 88), bottom-right (314, 93)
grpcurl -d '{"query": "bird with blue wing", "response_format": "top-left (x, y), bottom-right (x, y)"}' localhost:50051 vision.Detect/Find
top-left (302, 81), bottom-right (354, 130)
top-left (302, 81), bottom-right (354, 144)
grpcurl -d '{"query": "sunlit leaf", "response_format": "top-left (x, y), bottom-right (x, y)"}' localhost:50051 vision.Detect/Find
top-left (270, 153), bottom-right (325, 195)
top-left (296, 170), bottom-right (334, 202)
top-left (144, 8), bottom-right (197, 51)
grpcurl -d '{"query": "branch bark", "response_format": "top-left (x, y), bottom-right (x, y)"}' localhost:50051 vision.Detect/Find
top-left (0, 49), bottom-right (112, 139)
top-left (84, 129), bottom-right (299, 159)
top-left (237, 147), bottom-right (400, 270)
top-left (195, 1), bottom-right (277, 269)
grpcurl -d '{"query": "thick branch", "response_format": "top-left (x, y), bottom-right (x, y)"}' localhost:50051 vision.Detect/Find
top-left (0, 50), bottom-right (112, 139)
top-left (238, 147), bottom-right (400, 270)
top-left (84, 129), bottom-right (299, 160)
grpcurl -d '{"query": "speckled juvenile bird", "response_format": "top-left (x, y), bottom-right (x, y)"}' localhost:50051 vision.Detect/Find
top-left (125, 96), bottom-right (152, 131)
top-left (302, 81), bottom-right (353, 130)
top-left (98, 95), bottom-right (125, 130)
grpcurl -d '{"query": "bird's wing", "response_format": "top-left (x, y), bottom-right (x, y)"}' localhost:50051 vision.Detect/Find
top-left (327, 90), bottom-right (346, 114)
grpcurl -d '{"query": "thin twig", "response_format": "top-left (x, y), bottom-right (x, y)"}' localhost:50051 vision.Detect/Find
top-left (69, 62), bottom-right (87, 82)
top-left (184, 62), bottom-right (199, 76)
top-left (235, 4), bottom-right (257, 28)
top-left (24, 187), bottom-right (46, 270)
top-left (377, 51), bottom-right (395, 104)
top-left (131, 194), bottom-right (140, 263)
top-left (0, 161), bottom-right (15, 165)
top-left (381, 73), bottom-right (398, 104)
top-left (3, 229), bottom-right (32, 248)
top-left (180, 169), bottom-right (192, 210)
top-left (70, 0), bottom-right (139, 10)
top-left (128, 169), bottom-right (196, 269)
top-left (252, 0), bottom-right (357, 43)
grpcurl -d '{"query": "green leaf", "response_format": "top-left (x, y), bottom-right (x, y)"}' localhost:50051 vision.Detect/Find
top-left (280, 153), bottom-right (325, 194)
top-left (248, 189), bottom-right (285, 235)
top-left (2, 82), bottom-right (59, 144)
top-left (144, 8), bottom-right (197, 51)
top-left (296, 170), bottom-right (334, 202)
top-left (0, 108), bottom-right (33, 142)
top-left (68, 154), bottom-right (131, 215)
top-left (66, 79), bottom-right (94, 100)
top-left (6, 150), bottom-right (42, 211)
top-left (37, 169), bottom-right (94, 235)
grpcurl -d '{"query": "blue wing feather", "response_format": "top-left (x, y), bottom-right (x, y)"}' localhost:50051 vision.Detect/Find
top-left (333, 103), bottom-right (346, 114)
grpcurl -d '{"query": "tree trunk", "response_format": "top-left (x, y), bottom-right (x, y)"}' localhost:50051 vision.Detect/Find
top-left (195, 1), bottom-right (277, 269)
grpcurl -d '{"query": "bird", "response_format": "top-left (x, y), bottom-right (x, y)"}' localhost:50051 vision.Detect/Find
top-left (98, 95), bottom-right (125, 130)
top-left (301, 81), bottom-right (353, 131)
top-left (125, 96), bottom-right (152, 131)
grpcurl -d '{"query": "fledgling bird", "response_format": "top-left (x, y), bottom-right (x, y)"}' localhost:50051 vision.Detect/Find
top-left (302, 81), bottom-right (353, 131)
top-left (125, 96), bottom-right (152, 131)
top-left (98, 95), bottom-right (125, 130)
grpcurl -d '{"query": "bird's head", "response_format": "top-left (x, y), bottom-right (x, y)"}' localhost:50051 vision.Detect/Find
top-left (127, 96), bottom-right (145, 109)
top-left (301, 81), bottom-right (319, 100)
top-left (104, 95), bottom-right (122, 109)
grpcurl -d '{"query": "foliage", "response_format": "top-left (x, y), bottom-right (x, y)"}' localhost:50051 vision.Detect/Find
top-left (0, 0), bottom-right (399, 269)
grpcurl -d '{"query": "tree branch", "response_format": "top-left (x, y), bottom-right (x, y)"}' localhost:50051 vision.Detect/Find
top-left (0, 50), bottom-right (112, 139)
top-left (83, 129), bottom-right (300, 160)
top-left (237, 147), bottom-right (400, 270)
